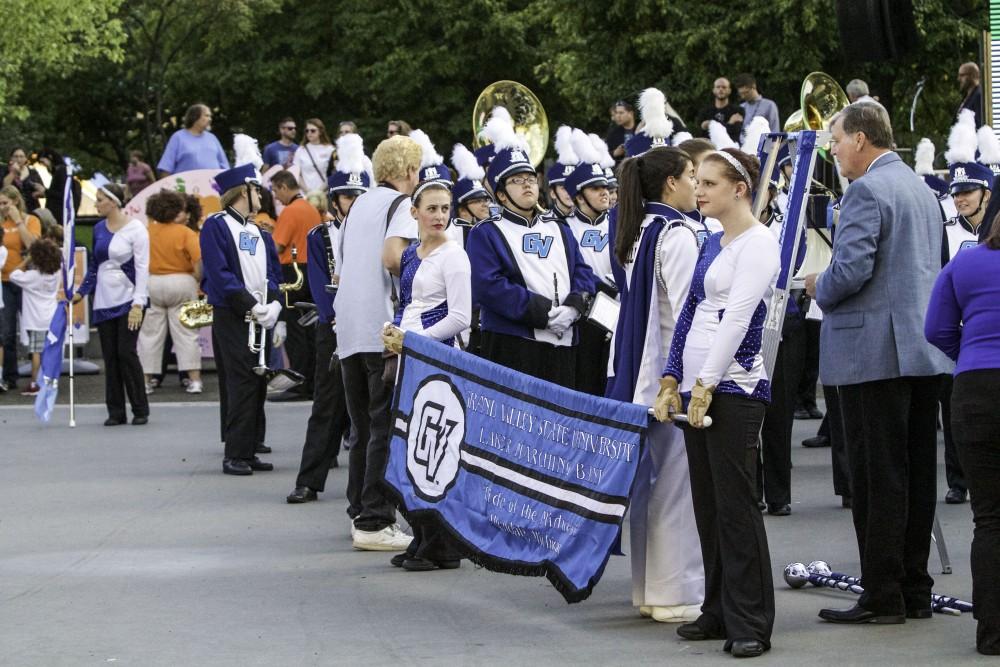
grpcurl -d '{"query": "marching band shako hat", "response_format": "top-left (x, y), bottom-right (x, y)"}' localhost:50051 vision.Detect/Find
top-left (328, 133), bottom-right (371, 196)
top-left (483, 107), bottom-right (534, 191)
top-left (451, 143), bottom-right (490, 206)
top-left (214, 163), bottom-right (261, 194)
top-left (945, 109), bottom-right (993, 194)
top-left (914, 137), bottom-right (949, 200)
top-left (565, 128), bottom-right (608, 198)
top-left (625, 87), bottom-right (674, 158)
top-left (977, 125), bottom-right (1000, 178)
top-left (474, 144), bottom-right (495, 168)
top-left (590, 133), bottom-right (617, 189)
top-left (547, 126), bottom-right (578, 186)
top-left (411, 129), bottom-right (454, 186)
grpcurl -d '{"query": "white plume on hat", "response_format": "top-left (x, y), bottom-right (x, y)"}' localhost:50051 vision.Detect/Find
top-left (484, 106), bottom-right (528, 152)
top-left (638, 87), bottom-right (673, 141)
top-left (671, 131), bottom-right (694, 146)
top-left (233, 133), bottom-right (263, 169)
top-left (589, 133), bottom-right (615, 169)
top-left (944, 109), bottom-right (977, 164)
top-left (554, 126), bottom-right (578, 166)
top-left (741, 116), bottom-right (770, 155)
top-left (571, 128), bottom-right (601, 164)
top-left (977, 125), bottom-right (1000, 166)
top-left (914, 138), bottom-right (936, 176)
top-left (335, 133), bottom-right (366, 175)
top-left (410, 129), bottom-right (443, 167)
top-left (451, 143), bottom-right (485, 181)
top-left (708, 120), bottom-right (739, 150)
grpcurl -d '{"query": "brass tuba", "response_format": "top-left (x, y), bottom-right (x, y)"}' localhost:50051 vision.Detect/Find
top-left (179, 296), bottom-right (213, 329)
top-left (280, 245), bottom-right (304, 308)
top-left (472, 81), bottom-right (549, 167)
top-left (784, 72), bottom-right (849, 160)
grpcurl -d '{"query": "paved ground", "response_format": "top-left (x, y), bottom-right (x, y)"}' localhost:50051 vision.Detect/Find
top-left (0, 398), bottom-right (985, 666)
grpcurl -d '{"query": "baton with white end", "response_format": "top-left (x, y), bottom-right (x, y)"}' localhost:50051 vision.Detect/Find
top-left (646, 408), bottom-right (713, 428)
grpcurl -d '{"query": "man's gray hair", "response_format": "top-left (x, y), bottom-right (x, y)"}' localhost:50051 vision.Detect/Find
top-left (835, 102), bottom-right (893, 149)
top-left (846, 79), bottom-right (869, 99)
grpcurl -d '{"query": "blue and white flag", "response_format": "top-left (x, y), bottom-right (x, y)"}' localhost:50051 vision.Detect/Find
top-left (34, 174), bottom-right (76, 423)
top-left (385, 333), bottom-right (648, 602)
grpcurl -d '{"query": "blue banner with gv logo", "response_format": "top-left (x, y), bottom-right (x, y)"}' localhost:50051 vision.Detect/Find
top-left (384, 332), bottom-right (647, 602)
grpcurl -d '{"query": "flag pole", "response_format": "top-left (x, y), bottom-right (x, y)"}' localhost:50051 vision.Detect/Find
top-left (68, 300), bottom-right (76, 428)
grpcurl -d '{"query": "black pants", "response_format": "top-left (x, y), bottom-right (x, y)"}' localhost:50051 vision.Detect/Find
top-left (684, 393), bottom-right (774, 646)
top-left (97, 314), bottom-right (149, 421)
top-left (574, 322), bottom-right (610, 397)
top-left (406, 524), bottom-right (464, 562)
top-left (839, 375), bottom-right (939, 614)
top-left (294, 323), bottom-right (349, 491)
top-left (1, 281), bottom-right (21, 384)
top-left (939, 374), bottom-right (966, 493)
top-left (823, 385), bottom-right (852, 499)
top-left (341, 352), bottom-right (396, 531)
top-left (759, 315), bottom-right (804, 506)
top-left (951, 369), bottom-right (1000, 653)
top-left (213, 306), bottom-right (267, 461)
top-left (479, 330), bottom-right (576, 390)
top-left (796, 318), bottom-right (821, 410)
top-left (281, 263), bottom-right (315, 395)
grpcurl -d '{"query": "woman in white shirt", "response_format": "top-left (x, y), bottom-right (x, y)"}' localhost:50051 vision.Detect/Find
top-left (654, 148), bottom-right (779, 658)
top-left (293, 118), bottom-right (335, 194)
top-left (383, 179), bottom-right (471, 572)
top-left (76, 183), bottom-right (151, 426)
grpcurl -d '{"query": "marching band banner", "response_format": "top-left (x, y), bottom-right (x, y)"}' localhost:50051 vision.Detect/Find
top-left (384, 333), bottom-right (647, 603)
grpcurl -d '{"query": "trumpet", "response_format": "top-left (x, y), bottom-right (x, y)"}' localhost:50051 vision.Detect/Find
top-left (246, 290), bottom-right (268, 375)
top-left (280, 245), bottom-right (305, 308)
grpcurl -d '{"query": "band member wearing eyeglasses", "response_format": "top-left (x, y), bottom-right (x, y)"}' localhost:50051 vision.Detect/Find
top-left (200, 164), bottom-right (282, 476)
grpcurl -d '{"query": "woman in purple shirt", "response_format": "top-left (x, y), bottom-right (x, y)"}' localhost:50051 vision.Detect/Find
top-left (925, 222), bottom-right (1000, 656)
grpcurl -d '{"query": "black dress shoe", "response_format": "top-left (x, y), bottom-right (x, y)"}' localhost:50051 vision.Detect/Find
top-left (104, 417), bottom-right (126, 426)
top-left (794, 408), bottom-right (811, 420)
top-left (818, 604), bottom-right (905, 624)
top-left (677, 622), bottom-right (727, 641)
top-left (757, 501), bottom-right (767, 511)
top-left (802, 435), bottom-right (830, 448)
top-left (402, 557), bottom-right (460, 571)
top-left (286, 486), bottom-right (318, 503)
top-left (807, 406), bottom-right (825, 419)
top-left (945, 488), bottom-right (968, 504)
top-left (132, 416), bottom-right (148, 425)
top-left (390, 552), bottom-right (409, 568)
top-left (248, 456), bottom-right (273, 471)
top-left (767, 504), bottom-right (791, 516)
top-left (267, 389), bottom-right (311, 402)
top-left (906, 608), bottom-right (933, 619)
top-left (841, 496), bottom-right (853, 509)
top-left (255, 443), bottom-right (272, 454)
top-left (223, 458), bottom-right (252, 475)
top-left (730, 639), bottom-right (767, 658)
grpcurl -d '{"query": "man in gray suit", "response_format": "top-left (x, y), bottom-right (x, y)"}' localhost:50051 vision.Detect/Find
top-left (805, 103), bottom-right (952, 624)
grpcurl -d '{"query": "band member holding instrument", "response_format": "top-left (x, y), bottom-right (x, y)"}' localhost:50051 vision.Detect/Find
top-left (200, 164), bottom-right (281, 476)
top-left (383, 178), bottom-right (472, 571)
top-left (607, 146), bottom-right (706, 625)
top-left (466, 108), bottom-right (595, 388)
top-left (75, 183), bottom-right (150, 426)
top-left (563, 128), bottom-right (613, 396)
top-left (655, 148), bottom-right (778, 658)
top-left (544, 126), bottom-right (578, 223)
top-left (287, 134), bottom-right (370, 503)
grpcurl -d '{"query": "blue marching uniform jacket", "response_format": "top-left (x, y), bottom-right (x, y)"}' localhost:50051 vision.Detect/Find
top-left (466, 208), bottom-right (596, 344)
top-left (306, 222), bottom-right (339, 324)
top-left (199, 208), bottom-right (281, 313)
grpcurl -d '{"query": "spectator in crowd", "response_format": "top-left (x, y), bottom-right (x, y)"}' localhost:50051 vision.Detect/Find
top-left (606, 100), bottom-right (637, 160)
top-left (386, 120), bottom-right (412, 137)
top-left (0, 227), bottom-right (5, 391)
top-left (846, 79), bottom-right (877, 105)
top-left (138, 190), bottom-right (204, 395)
top-left (32, 208), bottom-right (62, 244)
top-left (695, 78), bottom-right (743, 142)
top-left (0, 185), bottom-right (40, 390)
top-left (262, 117), bottom-right (298, 171)
top-left (8, 238), bottom-right (61, 396)
top-left (126, 150), bottom-right (156, 197)
top-left (924, 221), bottom-right (1000, 656)
top-left (254, 187), bottom-right (278, 234)
top-left (958, 62), bottom-right (983, 127)
top-left (733, 73), bottom-right (780, 141)
top-left (338, 121), bottom-right (357, 137)
top-left (181, 193), bottom-right (203, 232)
top-left (157, 104), bottom-right (230, 177)
top-left (293, 118), bottom-right (334, 193)
top-left (37, 147), bottom-right (82, 225)
top-left (3, 148), bottom-right (45, 212)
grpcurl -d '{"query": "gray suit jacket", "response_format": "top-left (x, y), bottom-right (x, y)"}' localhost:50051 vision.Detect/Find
top-left (815, 152), bottom-right (952, 386)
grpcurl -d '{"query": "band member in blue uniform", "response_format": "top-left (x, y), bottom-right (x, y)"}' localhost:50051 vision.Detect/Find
top-left (200, 164), bottom-right (281, 476)
top-left (450, 143), bottom-right (492, 244)
top-left (563, 128), bottom-right (613, 396)
top-left (655, 148), bottom-right (778, 657)
top-left (466, 108), bottom-right (596, 388)
top-left (545, 126), bottom-right (578, 222)
top-left (286, 134), bottom-right (370, 503)
top-left (607, 146), bottom-right (707, 624)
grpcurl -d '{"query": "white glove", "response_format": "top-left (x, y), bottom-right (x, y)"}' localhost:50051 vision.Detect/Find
top-left (251, 302), bottom-right (270, 321)
top-left (547, 305), bottom-right (578, 337)
top-left (257, 301), bottom-right (282, 329)
top-left (272, 321), bottom-right (287, 347)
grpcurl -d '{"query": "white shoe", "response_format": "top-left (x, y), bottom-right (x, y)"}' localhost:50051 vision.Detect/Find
top-left (350, 520), bottom-right (357, 540)
top-left (185, 380), bottom-right (203, 394)
top-left (352, 524), bottom-right (412, 551)
top-left (651, 605), bottom-right (702, 623)
top-left (639, 606), bottom-right (653, 618)
top-left (144, 382), bottom-right (155, 395)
